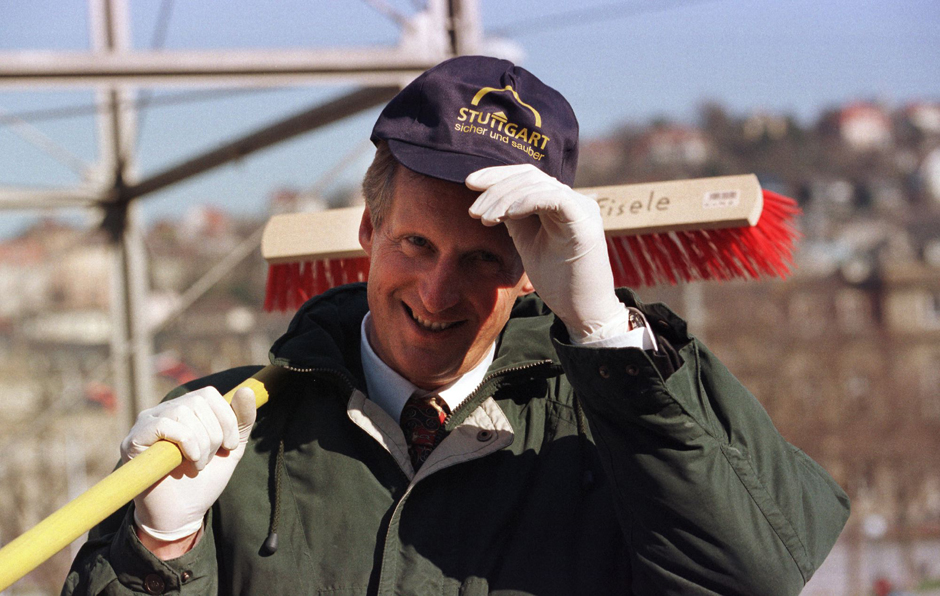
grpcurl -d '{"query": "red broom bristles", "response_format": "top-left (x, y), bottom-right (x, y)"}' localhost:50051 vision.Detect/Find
top-left (262, 190), bottom-right (800, 312)
top-left (599, 189), bottom-right (800, 288)
top-left (265, 256), bottom-right (371, 312)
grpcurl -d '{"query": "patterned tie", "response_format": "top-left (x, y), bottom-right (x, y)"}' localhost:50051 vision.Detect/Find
top-left (399, 393), bottom-right (450, 470)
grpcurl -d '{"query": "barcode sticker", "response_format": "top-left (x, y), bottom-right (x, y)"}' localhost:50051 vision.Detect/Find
top-left (702, 190), bottom-right (740, 209)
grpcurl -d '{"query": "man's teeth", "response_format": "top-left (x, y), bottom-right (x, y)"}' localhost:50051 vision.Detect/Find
top-left (411, 311), bottom-right (456, 331)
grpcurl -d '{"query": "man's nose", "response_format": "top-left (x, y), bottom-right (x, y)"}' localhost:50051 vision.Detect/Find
top-left (418, 260), bottom-right (461, 313)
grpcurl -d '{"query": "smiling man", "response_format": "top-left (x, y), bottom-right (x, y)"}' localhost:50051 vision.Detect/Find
top-left (359, 170), bottom-right (533, 390)
top-left (65, 56), bottom-right (848, 595)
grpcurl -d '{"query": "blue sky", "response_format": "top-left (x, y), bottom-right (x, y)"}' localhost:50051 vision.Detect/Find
top-left (0, 0), bottom-right (938, 238)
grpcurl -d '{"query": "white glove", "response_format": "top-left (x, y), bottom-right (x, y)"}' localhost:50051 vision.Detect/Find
top-left (121, 386), bottom-right (257, 541)
top-left (466, 164), bottom-right (630, 343)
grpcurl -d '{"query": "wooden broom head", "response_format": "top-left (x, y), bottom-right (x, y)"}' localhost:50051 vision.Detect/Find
top-left (261, 174), bottom-right (801, 312)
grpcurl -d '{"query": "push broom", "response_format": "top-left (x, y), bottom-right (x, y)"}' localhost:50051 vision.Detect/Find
top-left (262, 173), bottom-right (800, 311)
top-left (0, 173), bottom-right (799, 590)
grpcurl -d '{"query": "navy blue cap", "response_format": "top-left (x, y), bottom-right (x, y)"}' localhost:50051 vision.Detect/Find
top-left (371, 55), bottom-right (579, 186)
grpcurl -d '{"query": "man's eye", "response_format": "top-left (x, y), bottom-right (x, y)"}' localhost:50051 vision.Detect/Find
top-left (407, 236), bottom-right (428, 248)
top-left (478, 252), bottom-right (500, 263)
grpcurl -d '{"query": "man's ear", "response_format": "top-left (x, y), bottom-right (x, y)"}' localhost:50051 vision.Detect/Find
top-left (359, 206), bottom-right (374, 256)
top-left (520, 273), bottom-right (535, 295)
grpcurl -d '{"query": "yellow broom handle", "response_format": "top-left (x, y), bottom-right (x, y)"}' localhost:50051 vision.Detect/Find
top-left (0, 365), bottom-right (287, 591)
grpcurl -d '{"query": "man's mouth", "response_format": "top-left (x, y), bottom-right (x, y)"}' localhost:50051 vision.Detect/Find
top-left (405, 304), bottom-right (462, 332)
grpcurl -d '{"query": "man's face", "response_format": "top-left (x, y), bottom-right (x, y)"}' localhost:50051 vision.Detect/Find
top-left (359, 169), bottom-right (533, 390)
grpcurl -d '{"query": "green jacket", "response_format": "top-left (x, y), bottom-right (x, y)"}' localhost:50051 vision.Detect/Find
top-left (64, 284), bottom-right (848, 595)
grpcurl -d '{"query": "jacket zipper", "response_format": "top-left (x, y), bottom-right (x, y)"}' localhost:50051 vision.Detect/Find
top-left (274, 363), bottom-right (357, 393)
top-left (442, 359), bottom-right (557, 429)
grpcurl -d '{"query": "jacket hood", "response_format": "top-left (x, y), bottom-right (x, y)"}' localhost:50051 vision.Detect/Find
top-left (268, 283), bottom-right (562, 386)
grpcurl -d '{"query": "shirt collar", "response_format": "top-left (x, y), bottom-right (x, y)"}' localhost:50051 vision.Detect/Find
top-left (359, 312), bottom-right (496, 423)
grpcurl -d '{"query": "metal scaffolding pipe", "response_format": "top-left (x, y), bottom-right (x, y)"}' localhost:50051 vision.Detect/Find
top-left (119, 85), bottom-right (400, 202)
top-left (0, 187), bottom-right (102, 210)
top-left (90, 0), bottom-right (156, 425)
top-left (0, 49), bottom-right (438, 89)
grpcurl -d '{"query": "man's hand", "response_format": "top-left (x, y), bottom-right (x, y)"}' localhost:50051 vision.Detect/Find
top-left (466, 164), bottom-right (630, 343)
top-left (120, 386), bottom-right (256, 557)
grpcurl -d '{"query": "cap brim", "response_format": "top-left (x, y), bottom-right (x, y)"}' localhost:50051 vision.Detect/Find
top-left (387, 139), bottom-right (509, 184)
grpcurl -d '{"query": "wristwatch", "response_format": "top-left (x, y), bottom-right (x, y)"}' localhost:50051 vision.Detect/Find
top-left (626, 307), bottom-right (647, 331)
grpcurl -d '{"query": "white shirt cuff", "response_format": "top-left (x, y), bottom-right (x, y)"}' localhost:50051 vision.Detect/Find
top-left (570, 307), bottom-right (658, 351)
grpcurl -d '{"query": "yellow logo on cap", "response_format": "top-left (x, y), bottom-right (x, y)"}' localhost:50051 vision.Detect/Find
top-left (470, 85), bottom-right (542, 128)
top-left (453, 84), bottom-right (550, 162)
